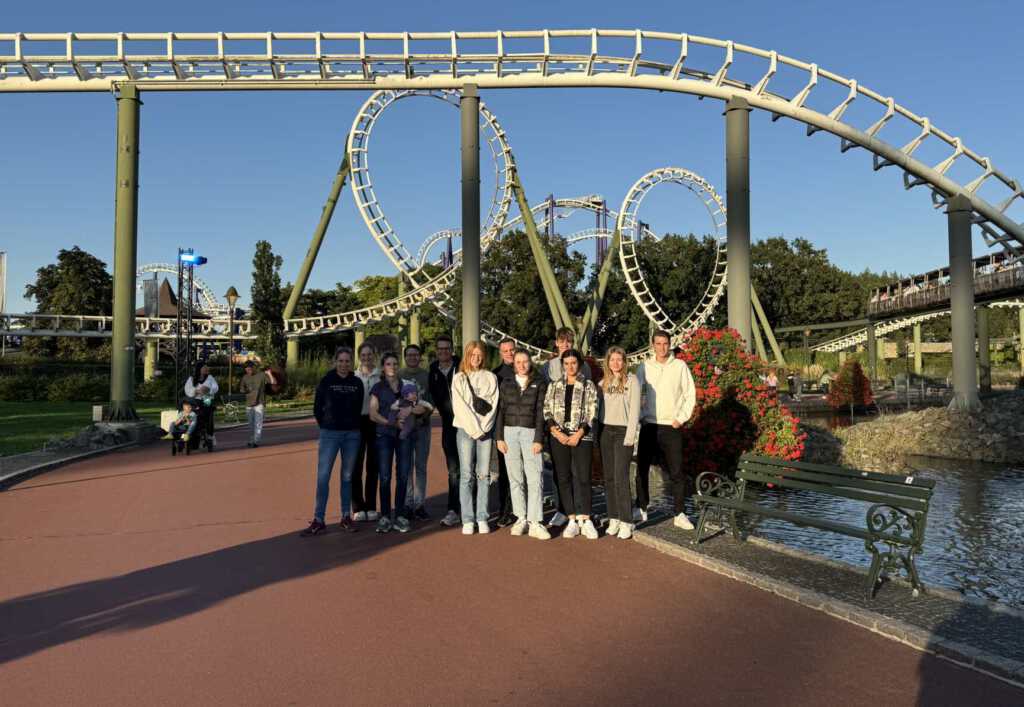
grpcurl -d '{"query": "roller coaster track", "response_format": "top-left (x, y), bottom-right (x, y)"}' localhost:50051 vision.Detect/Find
top-left (2, 29), bottom-right (1021, 256)
top-left (812, 299), bottom-right (1024, 353)
top-left (0, 312), bottom-right (252, 341)
top-left (137, 262), bottom-right (225, 315)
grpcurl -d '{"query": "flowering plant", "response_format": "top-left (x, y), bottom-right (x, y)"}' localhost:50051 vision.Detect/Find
top-left (825, 359), bottom-right (874, 409)
top-left (676, 328), bottom-right (806, 475)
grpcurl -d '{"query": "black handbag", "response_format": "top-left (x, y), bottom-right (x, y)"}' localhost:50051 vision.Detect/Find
top-left (465, 375), bottom-right (493, 416)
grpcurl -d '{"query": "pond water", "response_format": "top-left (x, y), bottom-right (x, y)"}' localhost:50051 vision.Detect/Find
top-left (647, 458), bottom-right (1024, 608)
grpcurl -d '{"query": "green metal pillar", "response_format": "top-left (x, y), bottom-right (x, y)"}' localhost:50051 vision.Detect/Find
top-left (725, 97), bottom-right (752, 352)
top-left (144, 339), bottom-right (158, 381)
top-left (913, 322), bottom-right (923, 375)
top-left (751, 308), bottom-right (769, 362)
top-left (398, 277), bottom-right (408, 352)
top-left (866, 322), bottom-right (877, 383)
top-left (511, 173), bottom-right (571, 332)
top-left (1019, 308), bottom-right (1024, 377)
top-left (108, 84), bottom-right (142, 422)
top-left (409, 308), bottom-right (421, 346)
top-left (947, 194), bottom-right (980, 411)
top-left (283, 150), bottom-right (351, 320)
top-left (839, 350), bottom-right (847, 366)
top-left (460, 85), bottom-right (481, 345)
top-left (751, 286), bottom-right (786, 366)
top-left (286, 338), bottom-right (299, 370)
top-left (579, 228), bottom-right (621, 354)
top-left (354, 328), bottom-right (365, 352)
top-left (977, 305), bottom-right (991, 394)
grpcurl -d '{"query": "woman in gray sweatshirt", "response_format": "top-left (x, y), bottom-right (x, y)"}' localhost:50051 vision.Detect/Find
top-left (599, 346), bottom-right (642, 539)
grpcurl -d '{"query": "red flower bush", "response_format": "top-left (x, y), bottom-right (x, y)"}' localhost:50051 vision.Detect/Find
top-left (825, 359), bottom-right (874, 410)
top-left (677, 328), bottom-right (806, 475)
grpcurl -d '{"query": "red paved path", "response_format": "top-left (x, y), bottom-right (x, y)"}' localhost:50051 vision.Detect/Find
top-left (1, 420), bottom-right (1020, 706)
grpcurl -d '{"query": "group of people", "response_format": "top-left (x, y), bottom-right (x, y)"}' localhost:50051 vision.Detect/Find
top-left (302, 326), bottom-right (697, 542)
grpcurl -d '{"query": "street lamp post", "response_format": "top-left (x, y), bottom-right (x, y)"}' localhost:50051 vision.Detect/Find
top-left (225, 286), bottom-right (239, 395)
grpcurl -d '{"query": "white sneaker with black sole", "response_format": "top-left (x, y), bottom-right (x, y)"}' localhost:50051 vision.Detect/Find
top-left (617, 522), bottom-right (634, 540)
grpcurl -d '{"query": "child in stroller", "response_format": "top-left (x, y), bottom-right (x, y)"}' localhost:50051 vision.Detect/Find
top-left (168, 399), bottom-right (199, 456)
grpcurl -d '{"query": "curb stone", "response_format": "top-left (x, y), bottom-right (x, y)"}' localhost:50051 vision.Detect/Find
top-left (633, 529), bottom-right (1024, 689)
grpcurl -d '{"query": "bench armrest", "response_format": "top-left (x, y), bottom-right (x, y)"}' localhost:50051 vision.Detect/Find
top-left (696, 471), bottom-right (742, 500)
top-left (866, 503), bottom-right (924, 549)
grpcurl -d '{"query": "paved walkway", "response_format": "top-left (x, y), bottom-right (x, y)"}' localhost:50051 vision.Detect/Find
top-left (2, 420), bottom-right (1021, 706)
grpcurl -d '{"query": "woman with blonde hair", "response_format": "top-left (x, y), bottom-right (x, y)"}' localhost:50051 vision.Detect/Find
top-left (451, 340), bottom-right (500, 535)
top-left (599, 346), bottom-right (642, 539)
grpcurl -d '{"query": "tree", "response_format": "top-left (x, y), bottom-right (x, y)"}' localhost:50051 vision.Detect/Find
top-left (251, 240), bottom-right (285, 364)
top-left (23, 246), bottom-right (113, 360)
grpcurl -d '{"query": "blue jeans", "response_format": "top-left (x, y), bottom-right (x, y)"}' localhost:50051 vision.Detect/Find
top-left (457, 428), bottom-right (493, 523)
top-left (377, 429), bottom-right (415, 518)
top-left (314, 428), bottom-right (362, 522)
top-left (405, 422), bottom-right (432, 510)
top-left (502, 426), bottom-right (544, 523)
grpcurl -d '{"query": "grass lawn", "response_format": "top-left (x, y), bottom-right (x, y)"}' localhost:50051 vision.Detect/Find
top-left (0, 399), bottom-right (312, 457)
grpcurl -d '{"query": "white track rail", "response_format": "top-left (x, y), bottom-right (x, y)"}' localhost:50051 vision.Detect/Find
top-left (0, 312), bottom-right (252, 340)
top-left (616, 167), bottom-right (728, 335)
top-left (2, 29), bottom-right (1020, 256)
top-left (812, 299), bottom-right (1024, 352)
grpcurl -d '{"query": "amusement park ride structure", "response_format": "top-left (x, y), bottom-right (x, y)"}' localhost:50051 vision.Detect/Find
top-left (1, 28), bottom-right (1021, 417)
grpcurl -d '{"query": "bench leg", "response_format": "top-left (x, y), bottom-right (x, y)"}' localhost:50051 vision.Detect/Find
top-left (693, 503), bottom-right (710, 545)
top-left (901, 551), bottom-right (925, 596)
top-left (865, 547), bottom-right (883, 599)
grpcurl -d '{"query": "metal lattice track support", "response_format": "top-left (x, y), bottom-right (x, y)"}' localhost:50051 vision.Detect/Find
top-left (3, 30), bottom-right (1020, 257)
top-left (616, 167), bottom-right (728, 337)
top-left (811, 299), bottom-right (1024, 353)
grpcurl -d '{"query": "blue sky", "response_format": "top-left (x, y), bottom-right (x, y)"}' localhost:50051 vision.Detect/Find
top-left (2, 0), bottom-right (1022, 312)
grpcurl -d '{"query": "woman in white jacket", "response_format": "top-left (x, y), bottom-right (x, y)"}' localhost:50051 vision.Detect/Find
top-left (184, 360), bottom-right (219, 447)
top-left (451, 340), bottom-right (499, 535)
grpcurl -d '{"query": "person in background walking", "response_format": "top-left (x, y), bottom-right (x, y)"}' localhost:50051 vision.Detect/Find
top-left (429, 335), bottom-right (462, 527)
top-left (635, 330), bottom-right (697, 529)
top-left (599, 346), bottom-right (641, 540)
top-left (544, 348), bottom-right (600, 540)
top-left (491, 338), bottom-right (517, 527)
top-left (239, 360), bottom-right (275, 448)
top-left (400, 344), bottom-right (434, 521)
top-left (542, 327), bottom-right (592, 529)
top-left (301, 346), bottom-right (364, 537)
top-left (353, 342), bottom-right (381, 522)
top-left (452, 340), bottom-right (499, 535)
top-left (495, 348), bottom-right (550, 540)
top-left (369, 352), bottom-right (426, 534)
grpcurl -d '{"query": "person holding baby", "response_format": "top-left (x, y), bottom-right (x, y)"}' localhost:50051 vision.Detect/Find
top-left (368, 351), bottom-right (432, 534)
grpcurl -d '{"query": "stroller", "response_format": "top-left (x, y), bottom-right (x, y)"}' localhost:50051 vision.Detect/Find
top-left (169, 398), bottom-right (215, 456)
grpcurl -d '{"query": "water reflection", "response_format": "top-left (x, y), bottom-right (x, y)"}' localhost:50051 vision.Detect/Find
top-left (646, 458), bottom-right (1024, 607)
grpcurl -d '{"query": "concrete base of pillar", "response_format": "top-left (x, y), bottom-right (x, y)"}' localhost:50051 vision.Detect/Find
top-left (948, 392), bottom-right (982, 413)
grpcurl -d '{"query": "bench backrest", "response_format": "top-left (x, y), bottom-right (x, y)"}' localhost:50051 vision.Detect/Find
top-left (737, 454), bottom-right (934, 515)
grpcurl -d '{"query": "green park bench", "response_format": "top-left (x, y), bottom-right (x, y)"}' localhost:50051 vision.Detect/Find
top-left (693, 454), bottom-right (934, 599)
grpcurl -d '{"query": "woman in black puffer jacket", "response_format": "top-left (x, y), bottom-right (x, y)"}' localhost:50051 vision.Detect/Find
top-left (495, 349), bottom-right (551, 540)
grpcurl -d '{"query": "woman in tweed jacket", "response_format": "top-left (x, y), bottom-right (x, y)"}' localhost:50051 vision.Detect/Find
top-left (543, 348), bottom-right (600, 539)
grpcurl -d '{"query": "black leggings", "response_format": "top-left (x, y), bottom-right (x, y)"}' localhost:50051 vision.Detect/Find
top-left (600, 425), bottom-right (633, 522)
top-left (635, 423), bottom-right (688, 514)
top-left (549, 436), bottom-right (593, 516)
top-left (352, 414), bottom-right (379, 513)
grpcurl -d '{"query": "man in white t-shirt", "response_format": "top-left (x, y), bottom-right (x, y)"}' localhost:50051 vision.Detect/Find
top-left (635, 329), bottom-right (697, 530)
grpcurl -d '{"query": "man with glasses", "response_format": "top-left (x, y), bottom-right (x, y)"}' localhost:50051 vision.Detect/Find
top-left (401, 343), bottom-right (435, 521)
top-left (429, 335), bottom-right (462, 526)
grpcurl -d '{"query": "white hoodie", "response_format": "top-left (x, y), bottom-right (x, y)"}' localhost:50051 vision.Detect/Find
top-left (636, 356), bottom-right (696, 426)
top-left (451, 369), bottom-right (499, 439)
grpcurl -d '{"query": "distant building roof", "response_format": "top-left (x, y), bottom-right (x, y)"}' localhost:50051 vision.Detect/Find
top-left (137, 278), bottom-right (211, 319)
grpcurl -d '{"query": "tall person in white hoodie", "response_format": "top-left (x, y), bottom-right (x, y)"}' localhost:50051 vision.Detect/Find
top-left (635, 330), bottom-right (697, 529)
top-left (451, 340), bottom-right (500, 535)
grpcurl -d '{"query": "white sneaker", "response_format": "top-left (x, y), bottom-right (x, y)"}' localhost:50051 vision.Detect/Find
top-left (548, 511), bottom-right (569, 528)
top-left (510, 519), bottom-right (528, 536)
top-left (353, 511), bottom-right (368, 522)
top-left (617, 522), bottom-right (634, 540)
top-left (606, 519), bottom-right (621, 536)
top-left (462, 523), bottom-right (475, 535)
top-left (673, 512), bottom-right (695, 531)
top-left (477, 521), bottom-right (491, 534)
top-left (529, 523), bottom-right (551, 540)
top-left (580, 518), bottom-right (599, 540)
top-left (562, 519), bottom-right (580, 538)
top-left (366, 510), bottom-right (380, 521)
top-left (440, 510), bottom-right (460, 527)
top-left (632, 507), bottom-right (648, 523)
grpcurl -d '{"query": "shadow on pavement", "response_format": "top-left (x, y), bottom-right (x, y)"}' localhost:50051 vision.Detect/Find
top-left (0, 496), bottom-right (447, 665)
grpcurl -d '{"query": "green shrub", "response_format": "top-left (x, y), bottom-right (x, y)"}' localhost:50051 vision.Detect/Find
top-left (136, 376), bottom-right (177, 402)
top-left (826, 360), bottom-right (874, 409)
top-left (46, 373), bottom-right (110, 402)
top-left (0, 373), bottom-right (50, 401)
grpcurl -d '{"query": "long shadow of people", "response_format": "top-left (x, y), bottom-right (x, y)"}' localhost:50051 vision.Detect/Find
top-left (0, 499), bottom-right (446, 665)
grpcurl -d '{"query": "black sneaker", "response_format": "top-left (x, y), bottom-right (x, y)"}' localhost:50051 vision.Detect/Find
top-left (300, 519), bottom-right (327, 537)
top-left (496, 513), bottom-right (515, 528)
top-left (414, 507), bottom-right (431, 521)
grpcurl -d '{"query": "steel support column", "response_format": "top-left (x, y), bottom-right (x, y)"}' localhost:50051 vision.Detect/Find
top-left (866, 322), bottom-right (877, 382)
top-left (460, 85), bottom-right (480, 345)
top-left (913, 322), bottom-right (923, 375)
top-left (354, 328), bottom-right (365, 352)
top-left (977, 305), bottom-right (991, 394)
top-left (409, 308), bottom-right (421, 346)
top-left (947, 194), bottom-right (980, 411)
top-left (144, 339), bottom-right (158, 381)
top-left (1019, 308), bottom-right (1024, 378)
top-left (108, 84), bottom-right (142, 421)
top-left (283, 150), bottom-right (350, 320)
top-left (286, 338), bottom-right (299, 370)
top-left (398, 276), bottom-right (408, 351)
top-left (725, 97), bottom-right (752, 351)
